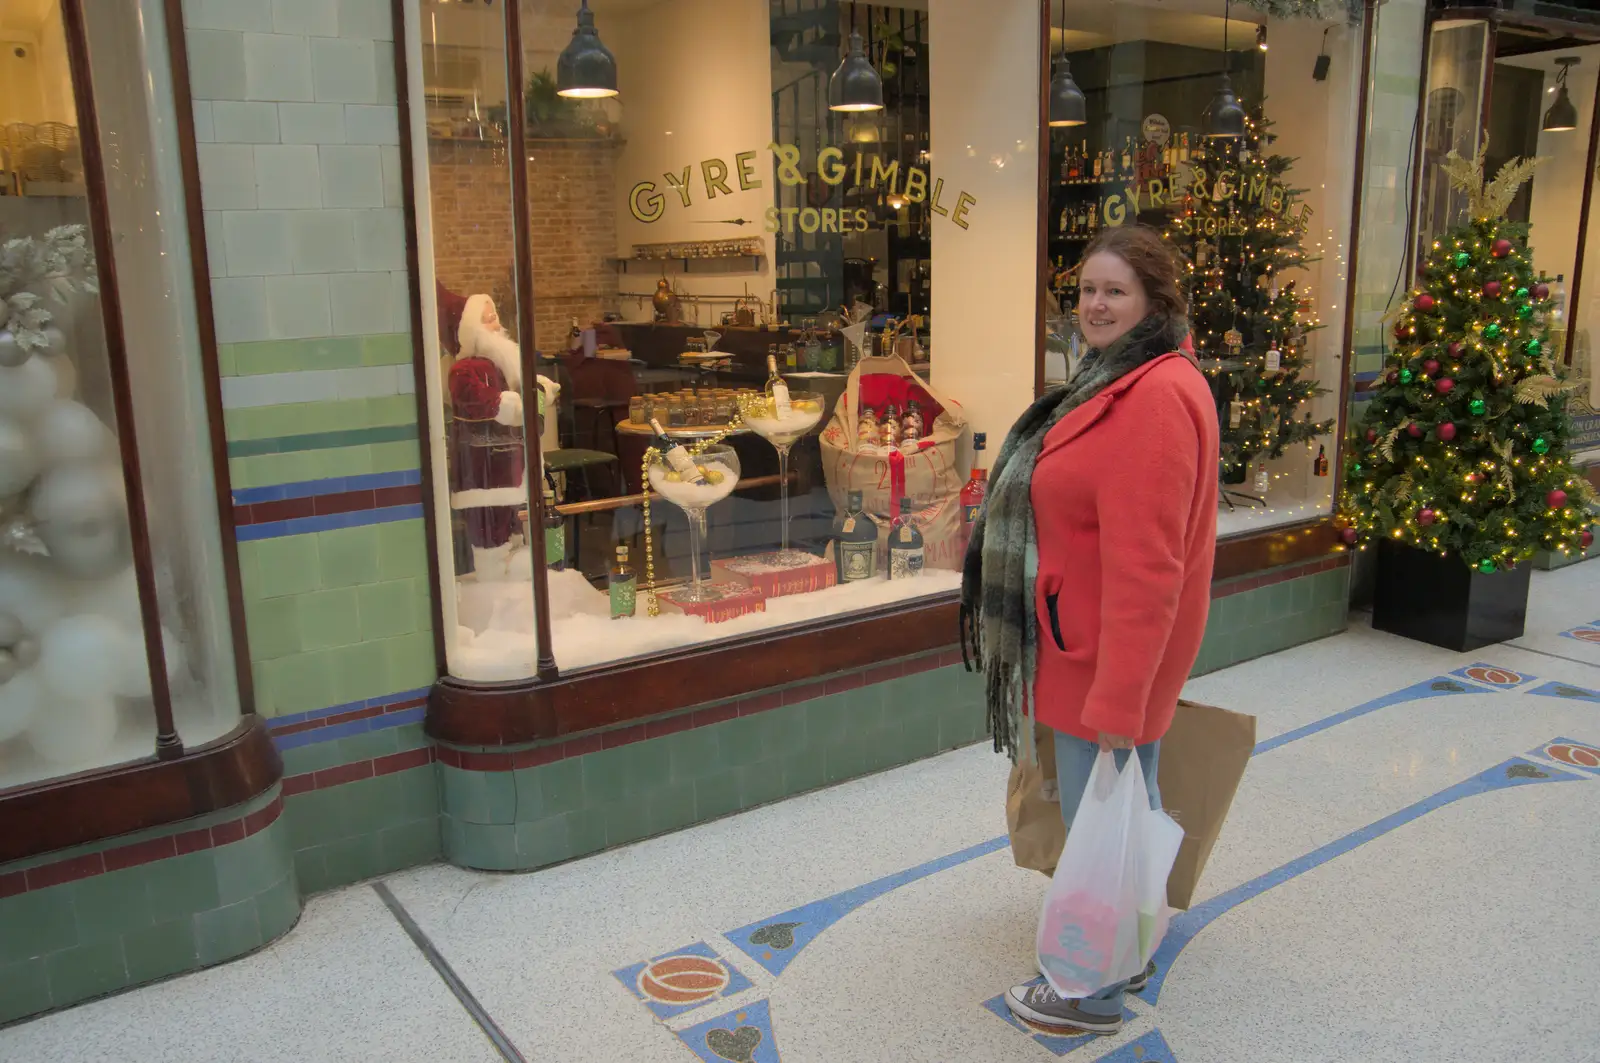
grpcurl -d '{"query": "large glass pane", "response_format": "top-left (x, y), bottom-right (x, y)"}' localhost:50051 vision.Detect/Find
top-left (411, 0), bottom-right (1040, 674)
top-left (1414, 20), bottom-right (1489, 267)
top-left (1047, 0), bottom-right (1363, 536)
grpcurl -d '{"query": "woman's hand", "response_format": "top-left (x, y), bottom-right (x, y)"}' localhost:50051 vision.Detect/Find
top-left (1098, 732), bottom-right (1135, 752)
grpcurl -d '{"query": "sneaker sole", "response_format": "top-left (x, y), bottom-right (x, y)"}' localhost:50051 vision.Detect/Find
top-left (1005, 992), bottom-right (1123, 1035)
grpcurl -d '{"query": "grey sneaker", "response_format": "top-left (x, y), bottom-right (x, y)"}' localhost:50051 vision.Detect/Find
top-left (1034, 959), bottom-right (1155, 993)
top-left (1004, 981), bottom-right (1123, 1035)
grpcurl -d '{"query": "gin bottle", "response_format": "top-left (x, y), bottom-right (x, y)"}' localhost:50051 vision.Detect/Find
top-left (831, 490), bottom-right (878, 583)
top-left (887, 497), bottom-right (924, 580)
top-left (609, 545), bottom-right (636, 619)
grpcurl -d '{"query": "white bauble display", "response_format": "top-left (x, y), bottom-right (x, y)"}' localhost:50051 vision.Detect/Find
top-left (0, 415), bottom-right (41, 497)
top-left (35, 401), bottom-right (112, 466)
top-left (29, 464), bottom-right (130, 579)
top-left (39, 612), bottom-right (151, 700)
top-left (26, 684), bottom-right (119, 767)
top-left (0, 555), bottom-right (68, 632)
top-left (0, 329), bottom-right (26, 368)
top-left (0, 355), bottom-right (59, 418)
top-left (0, 669), bottom-right (41, 742)
top-left (37, 325), bottom-right (67, 358)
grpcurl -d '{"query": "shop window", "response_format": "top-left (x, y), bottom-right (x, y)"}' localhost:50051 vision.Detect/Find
top-left (1046, 0), bottom-right (1361, 538)
top-left (0, 1), bottom-right (243, 790)
top-left (409, 0), bottom-right (1035, 679)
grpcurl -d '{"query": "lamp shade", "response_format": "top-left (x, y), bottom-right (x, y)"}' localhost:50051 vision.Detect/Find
top-left (1048, 59), bottom-right (1087, 127)
top-left (1543, 85), bottom-right (1578, 132)
top-left (829, 31), bottom-right (884, 112)
top-left (556, 2), bottom-right (618, 99)
top-left (1206, 73), bottom-right (1246, 138)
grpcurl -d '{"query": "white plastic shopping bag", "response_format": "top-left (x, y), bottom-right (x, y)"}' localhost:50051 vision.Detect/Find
top-left (1036, 750), bottom-right (1182, 998)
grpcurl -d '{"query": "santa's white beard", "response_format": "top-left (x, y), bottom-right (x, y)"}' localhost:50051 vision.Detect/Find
top-left (473, 329), bottom-right (522, 392)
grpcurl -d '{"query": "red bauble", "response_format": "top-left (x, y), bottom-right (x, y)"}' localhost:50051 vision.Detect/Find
top-left (1482, 280), bottom-right (1502, 299)
top-left (1340, 527), bottom-right (1359, 545)
top-left (1532, 282), bottom-right (1550, 301)
top-left (1583, 530), bottom-right (1595, 549)
top-left (1465, 472), bottom-right (1479, 484)
top-left (1423, 359), bottom-right (1440, 375)
top-left (1436, 422), bottom-right (1457, 441)
top-left (1407, 423), bottom-right (1423, 438)
top-left (1491, 238), bottom-right (1512, 258)
top-left (1547, 489), bottom-right (1568, 509)
top-left (1365, 428), bottom-right (1378, 443)
top-left (1448, 342), bottom-right (1463, 358)
top-left (1386, 371), bottom-right (1399, 384)
top-left (1414, 293), bottom-right (1436, 312)
top-left (1418, 508), bottom-right (1437, 526)
top-left (1435, 378), bottom-right (1455, 394)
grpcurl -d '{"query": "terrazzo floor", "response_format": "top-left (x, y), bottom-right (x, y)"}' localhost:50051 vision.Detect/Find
top-left (5, 561), bottom-right (1600, 1062)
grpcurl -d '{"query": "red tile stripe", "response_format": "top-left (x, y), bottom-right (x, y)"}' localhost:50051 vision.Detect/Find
top-left (233, 484), bottom-right (423, 527)
top-left (282, 745), bottom-right (435, 797)
top-left (1211, 553), bottom-right (1349, 599)
top-left (2, 796), bottom-right (284, 897)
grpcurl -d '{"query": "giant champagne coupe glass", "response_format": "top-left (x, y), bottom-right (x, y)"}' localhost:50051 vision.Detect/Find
top-left (740, 391), bottom-right (825, 553)
top-left (645, 442), bottom-right (740, 601)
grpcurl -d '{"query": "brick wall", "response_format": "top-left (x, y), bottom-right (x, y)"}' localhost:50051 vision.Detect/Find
top-left (428, 139), bottom-right (621, 352)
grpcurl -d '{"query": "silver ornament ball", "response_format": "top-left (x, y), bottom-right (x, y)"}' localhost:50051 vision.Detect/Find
top-left (0, 329), bottom-right (26, 369)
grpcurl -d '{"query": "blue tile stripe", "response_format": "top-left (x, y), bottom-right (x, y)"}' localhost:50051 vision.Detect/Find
top-left (234, 503), bottom-right (424, 542)
top-left (268, 686), bottom-right (432, 730)
top-left (232, 469), bottom-right (421, 506)
top-left (271, 706), bottom-right (426, 751)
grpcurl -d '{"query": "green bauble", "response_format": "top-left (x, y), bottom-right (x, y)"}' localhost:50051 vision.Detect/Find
top-left (1469, 398), bottom-right (1487, 416)
top-left (1399, 368), bottom-right (1414, 384)
top-left (1352, 462), bottom-right (1363, 476)
top-left (1484, 323), bottom-right (1502, 340)
top-left (1532, 437), bottom-right (1550, 455)
top-left (1517, 304), bottom-right (1534, 320)
top-left (1515, 287), bottom-right (1529, 300)
top-left (1525, 338), bottom-right (1542, 356)
top-left (1478, 559), bottom-right (1496, 574)
top-left (1453, 251), bottom-right (1472, 269)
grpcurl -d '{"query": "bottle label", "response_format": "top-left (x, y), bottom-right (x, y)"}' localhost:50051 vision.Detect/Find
top-left (839, 540), bottom-right (875, 582)
top-left (610, 576), bottom-right (636, 618)
top-left (771, 381), bottom-right (792, 416)
top-left (545, 526), bottom-right (566, 569)
top-left (664, 445), bottom-right (706, 483)
top-left (964, 503), bottom-right (982, 525)
top-left (1265, 348), bottom-right (1281, 372)
top-left (899, 525), bottom-right (915, 543)
top-left (889, 546), bottom-right (924, 579)
top-left (842, 516), bottom-right (856, 533)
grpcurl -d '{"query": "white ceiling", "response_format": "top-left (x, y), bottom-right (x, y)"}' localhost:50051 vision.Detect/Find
top-left (0, 0), bottom-right (55, 38)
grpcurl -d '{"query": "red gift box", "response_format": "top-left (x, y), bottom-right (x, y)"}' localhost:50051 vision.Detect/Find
top-left (653, 581), bottom-right (767, 623)
top-left (711, 550), bottom-right (837, 599)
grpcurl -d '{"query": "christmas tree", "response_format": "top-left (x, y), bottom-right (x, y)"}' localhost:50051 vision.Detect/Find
top-left (1340, 145), bottom-right (1597, 570)
top-left (1170, 113), bottom-right (1335, 488)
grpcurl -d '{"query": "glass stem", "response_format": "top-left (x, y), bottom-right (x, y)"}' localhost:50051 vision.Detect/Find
top-left (777, 444), bottom-right (792, 553)
top-left (688, 507), bottom-right (704, 600)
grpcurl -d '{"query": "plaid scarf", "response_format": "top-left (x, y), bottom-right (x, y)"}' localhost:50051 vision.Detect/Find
top-left (960, 313), bottom-right (1188, 761)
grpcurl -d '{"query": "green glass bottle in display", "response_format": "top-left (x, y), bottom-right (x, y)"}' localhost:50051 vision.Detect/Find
top-left (609, 545), bottom-right (636, 619)
top-left (831, 490), bottom-right (878, 583)
top-left (887, 496), bottom-right (924, 580)
top-left (543, 487), bottom-right (565, 571)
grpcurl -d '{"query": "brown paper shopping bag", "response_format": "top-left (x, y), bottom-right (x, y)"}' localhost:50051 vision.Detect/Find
top-left (1004, 702), bottom-right (1255, 909)
top-left (1157, 700), bottom-right (1256, 910)
top-left (1006, 722), bottom-right (1065, 875)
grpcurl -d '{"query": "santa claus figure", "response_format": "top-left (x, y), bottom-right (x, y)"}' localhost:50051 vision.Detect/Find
top-left (448, 295), bottom-right (546, 552)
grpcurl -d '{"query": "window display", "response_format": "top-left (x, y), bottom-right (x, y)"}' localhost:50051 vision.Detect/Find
top-left (1046, 0), bottom-right (1361, 537)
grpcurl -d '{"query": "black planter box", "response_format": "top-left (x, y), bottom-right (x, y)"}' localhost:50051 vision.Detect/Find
top-left (1373, 540), bottom-right (1531, 652)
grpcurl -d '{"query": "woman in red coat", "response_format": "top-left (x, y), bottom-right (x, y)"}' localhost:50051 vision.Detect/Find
top-left (961, 225), bottom-right (1219, 1035)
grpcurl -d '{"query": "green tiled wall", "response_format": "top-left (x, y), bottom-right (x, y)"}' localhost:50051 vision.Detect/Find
top-left (239, 520), bottom-right (434, 717)
top-left (0, 791), bottom-right (298, 1025)
top-left (440, 663), bottom-right (986, 872)
top-left (1192, 564), bottom-right (1351, 676)
top-left (218, 334), bottom-right (413, 378)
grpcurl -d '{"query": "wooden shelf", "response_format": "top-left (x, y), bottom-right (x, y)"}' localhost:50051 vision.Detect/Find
top-left (612, 255), bottom-right (764, 274)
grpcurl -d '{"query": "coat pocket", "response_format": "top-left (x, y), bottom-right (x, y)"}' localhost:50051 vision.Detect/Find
top-left (1044, 592), bottom-right (1066, 652)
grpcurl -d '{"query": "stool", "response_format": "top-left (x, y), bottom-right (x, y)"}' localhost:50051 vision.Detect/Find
top-left (571, 397), bottom-right (629, 453)
top-left (544, 448), bottom-right (620, 571)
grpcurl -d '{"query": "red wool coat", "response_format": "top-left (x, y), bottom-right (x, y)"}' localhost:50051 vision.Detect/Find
top-left (1031, 352), bottom-right (1220, 746)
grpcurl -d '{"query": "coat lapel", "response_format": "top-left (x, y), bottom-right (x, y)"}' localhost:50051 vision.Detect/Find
top-left (1038, 352), bottom-right (1185, 461)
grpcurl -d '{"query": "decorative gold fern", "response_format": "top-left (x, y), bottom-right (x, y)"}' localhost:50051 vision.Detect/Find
top-left (1513, 374), bottom-right (1579, 408)
top-left (1387, 473), bottom-right (1415, 504)
top-left (1379, 421), bottom-right (1409, 463)
top-left (1441, 140), bottom-right (1546, 221)
top-left (1492, 440), bottom-right (1517, 494)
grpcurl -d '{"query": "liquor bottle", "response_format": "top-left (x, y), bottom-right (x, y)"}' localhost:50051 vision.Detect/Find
top-left (887, 497), bottom-right (924, 579)
top-left (831, 490), bottom-right (879, 583)
top-left (1253, 462), bottom-right (1270, 495)
top-left (649, 417), bottom-right (708, 484)
top-left (764, 353), bottom-right (793, 416)
top-left (1179, 131), bottom-right (1191, 163)
top-left (1059, 205), bottom-right (1070, 235)
top-left (1093, 149), bottom-right (1103, 180)
top-left (961, 432), bottom-right (988, 534)
top-left (543, 487), bottom-right (566, 571)
top-left (881, 402), bottom-right (902, 448)
top-left (1313, 445), bottom-right (1329, 478)
top-left (902, 399), bottom-right (924, 442)
top-left (609, 545), bottom-right (636, 618)
top-left (1121, 137), bottom-right (1132, 178)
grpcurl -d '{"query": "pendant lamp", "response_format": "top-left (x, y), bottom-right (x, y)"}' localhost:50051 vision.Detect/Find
top-left (556, 0), bottom-right (618, 99)
top-left (829, 6), bottom-right (884, 113)
top-left (1206, 1), bottom-right (1246, 139)
top-left (1048, 2), bottom-right (1086, 127)
top-left (1543, 57), bottom-right (1579, 133)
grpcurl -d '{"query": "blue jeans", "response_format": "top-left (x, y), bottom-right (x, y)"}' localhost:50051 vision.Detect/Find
top-left (1052, 729), bottom-right (1162, 1016)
